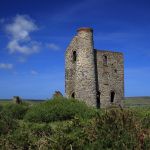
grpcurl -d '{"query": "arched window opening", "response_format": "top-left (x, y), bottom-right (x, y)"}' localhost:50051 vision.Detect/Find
top-left (110, 91), bottom-right (115, 103)
top-left (96, 91), bottom-right (101, 108)
top-left (73, 51), bottom-right (76, 62)
top-left (71, 92), bottom-right (75, 98)
top-left (103, 55), bottom-right (107, 66)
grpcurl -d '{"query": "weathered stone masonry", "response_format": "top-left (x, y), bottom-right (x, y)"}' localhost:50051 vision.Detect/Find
top-left (65, 28), bottom-right (124, 108)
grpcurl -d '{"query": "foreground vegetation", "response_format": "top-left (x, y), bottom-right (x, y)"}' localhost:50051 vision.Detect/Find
top-left (0, 98), bottom-right (150, 149)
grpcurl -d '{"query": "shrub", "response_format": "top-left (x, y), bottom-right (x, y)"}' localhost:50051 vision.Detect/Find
top-left (3, 102), bottom-right (29, 119)
top-left (0, 105), bottom-right (3, 112)
top-left (24, 98), bottom-right (95, 123)
top-left (0, 102), bottom-right (28, 136)
top-left (49, 109), bottom-right (148, 150)
top-left (141, 113), bottom-right (150, 129)
top-left (86, 109), bottom-right (142, 149)
top-left (0, 110), bottom-right (18, 135)
top-left (0, 121), bottom-right (53, 150)
top-left (131, 107), bottom-right (150, 129)
top-left (0, 124), bottom-right (36, 149)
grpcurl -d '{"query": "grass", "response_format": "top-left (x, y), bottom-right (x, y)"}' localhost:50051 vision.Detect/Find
top-left (0, 100), bottom-right (13, 106)
top-left (124, 96), bottom-right (150, 107)
top-left (0, 99), bottom-right (46, 106)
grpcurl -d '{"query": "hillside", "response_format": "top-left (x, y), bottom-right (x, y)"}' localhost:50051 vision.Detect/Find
top-left (0, 97), bottom-right (150, 149)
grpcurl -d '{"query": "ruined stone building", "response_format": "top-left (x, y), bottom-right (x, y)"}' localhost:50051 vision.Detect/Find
top-left (65, 28), bottom-right (124, 108)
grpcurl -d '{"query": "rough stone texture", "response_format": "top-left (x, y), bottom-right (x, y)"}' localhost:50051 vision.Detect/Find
top-left (95, 50), bottom-right (124, 108)
top-left (65, 36), bottom-right (78, 99)
top-left (13, 96), bottom-right (22, 104)
top-left (52, 91), bottom-right (63, 98)
top-left (65, 28), bottom-right (124, 108)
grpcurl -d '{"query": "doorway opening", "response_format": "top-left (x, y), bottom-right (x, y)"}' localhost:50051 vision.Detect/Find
top-left (71, 92), bottom-right (75, 98)
top-left (96, 91), bottom-right (101, 108)
top-left (110, 91), bottom-right (115, 103)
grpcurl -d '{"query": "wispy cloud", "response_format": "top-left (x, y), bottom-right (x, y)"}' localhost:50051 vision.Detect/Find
top-left (0, 63), bottom-right (13, 69)
top-left (46, 43), bottom-right (60, 51)
top-left (18, 56), bottom-right (27, 63)
top-left (31, 70), bottom-right (38, 75)
top-left (5, 15), bottom-right (40, 55)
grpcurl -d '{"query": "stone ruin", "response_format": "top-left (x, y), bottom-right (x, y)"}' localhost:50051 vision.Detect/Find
top-left (65, 27), bottom-right (124, 108)
top-left (52, 91), bottom-right (63, 98)
top-left (13, 96), bottom-right (22, 104)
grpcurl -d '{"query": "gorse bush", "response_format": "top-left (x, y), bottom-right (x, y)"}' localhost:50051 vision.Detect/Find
top-left (0, 105), bottom-right (3, 112)
top-left (0, 122), bottom-right (53, 150)
top-left (0, 102), bottom-right (29, 136)
top-left (45, 109), bottom-right (150, 150)
top-left (24, 98), bottom-right (96, 123)
top-left (89, 109), bottom-right (141, 149)
top-left (141, 113), bottom-right (150, 129)
top-left (0, 110), bottom-right (18, 135)
top-left (131, 107), bottom-right (150, 129)
top-left (3, 102), bottom-right (29, 119)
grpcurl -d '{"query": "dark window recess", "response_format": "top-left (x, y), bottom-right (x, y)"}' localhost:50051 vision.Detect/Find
top-left (73, 51), bottom-right (76, 62)
top-left (71, 92), bottom-right (75, 98)
top-left (110, 91), bottom-right (115, 103)
top-left (114, 69), bottom-right (117, 73)
top-left (103, 55), bottom-right (107, 65)
top-left (96, 91), bottom-right (101, 108)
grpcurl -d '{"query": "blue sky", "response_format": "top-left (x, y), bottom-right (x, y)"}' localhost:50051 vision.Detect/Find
top-left (0, 0), bottom-right (150, 99)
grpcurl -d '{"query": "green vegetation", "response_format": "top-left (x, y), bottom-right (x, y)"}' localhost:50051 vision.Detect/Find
top-left (124, 97), bottom-right (150, 107)
top-left (0, 100), bottom-right (12, 106)
top-left (24, 98), bottom-right (95, 123)
top-left (0, 97), bottom-right (150, 149)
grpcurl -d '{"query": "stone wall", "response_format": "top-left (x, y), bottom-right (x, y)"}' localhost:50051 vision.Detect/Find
top-left (96, 50), bottom-right (124, 108)
top-left (65, 28), bottom-right (124, 108)
top-left (75, 28), bottom-right (97, 107)
top-left (65, 36), bottom-right (77, 98)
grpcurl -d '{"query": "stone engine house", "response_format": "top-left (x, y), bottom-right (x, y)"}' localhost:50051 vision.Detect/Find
top-left (65, 27), bottom-right (124, 108)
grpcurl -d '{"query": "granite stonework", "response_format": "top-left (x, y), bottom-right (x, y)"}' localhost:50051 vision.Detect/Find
top-left (65, 28), bottom-right (124, 108)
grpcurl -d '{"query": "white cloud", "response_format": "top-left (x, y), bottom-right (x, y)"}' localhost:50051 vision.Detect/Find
top-left (47, 43), bottom-right (60, 51)
top-left (0, 63), bottom-right (13, 69)
top-left (7, 40), bottom-right (40, 55)
top-left (5, 15), bottom-right (40, 55)
top-left (31, 70), bottom-right (38, 75)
